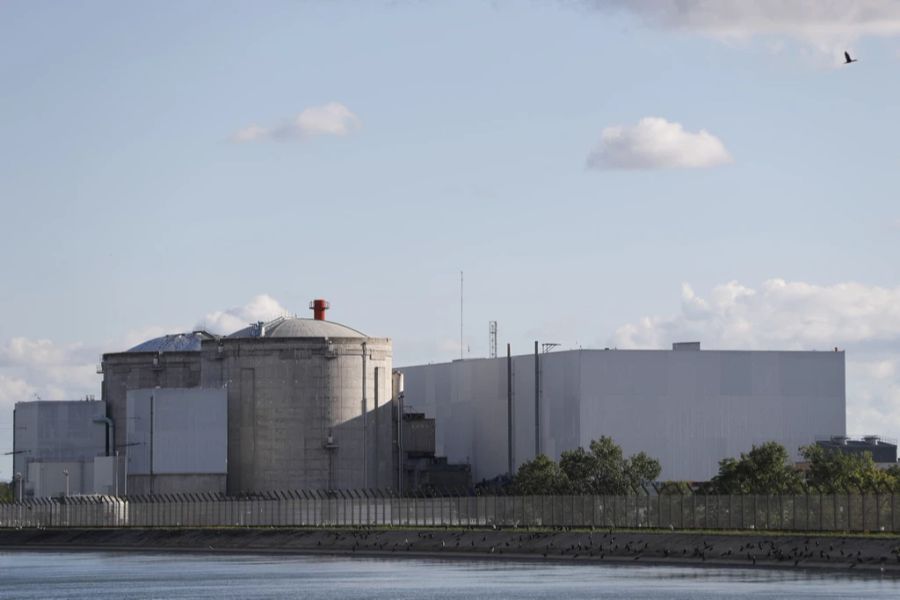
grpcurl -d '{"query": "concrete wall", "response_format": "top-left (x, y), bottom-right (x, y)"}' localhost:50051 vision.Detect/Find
top-left (101, 352), bottom-right (202, 458)
top-left (93, 456), bottom-right (116, 495)
top-left (128, 474), bottom-right (226, 495)
top-left (399, 348), bottom-right (846, 482)
top-left (25, 461), bottom-right (92, 498)
top-left (13, 401), bottom-right (108, 498)
top-left (125, 388), bottom-right (227, 495)
top-left (200, 336), bottom-right (393, 493)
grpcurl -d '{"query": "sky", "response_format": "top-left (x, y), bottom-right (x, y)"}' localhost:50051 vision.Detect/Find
top-left (2, 0), bottom-right (900, 480)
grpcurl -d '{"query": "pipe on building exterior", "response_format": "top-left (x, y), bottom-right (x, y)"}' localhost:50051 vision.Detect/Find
top-left (534, 341), bottom-right (540, 456)
top-left (507, 343), bottom-right (513, 476)
top-left (93, 416), bottom-right (115, 457)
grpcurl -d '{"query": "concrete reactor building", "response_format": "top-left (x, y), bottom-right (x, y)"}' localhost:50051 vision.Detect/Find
top-left (398, 342), bottom-right (846, 483)
top-left (13, 299), bottom-right (468, 499)
top-left (98, 300), bottom-right (394, 495)
top-left (201, 304), bottom-right (395, 493)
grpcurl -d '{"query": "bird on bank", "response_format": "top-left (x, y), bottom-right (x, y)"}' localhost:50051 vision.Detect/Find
top-left (844, 51), bottom-right (858, 64)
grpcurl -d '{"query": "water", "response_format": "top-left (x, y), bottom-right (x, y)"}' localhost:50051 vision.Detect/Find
top-left (0, 552), bottom-right (898, 599)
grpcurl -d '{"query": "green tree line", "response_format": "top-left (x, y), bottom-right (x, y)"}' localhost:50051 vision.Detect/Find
top-left (511, 438), bottom-right (900, 495)
top-left (512, 436), bottom-right (661, 495)
top-left (0, 482), bottom-right (11, 502)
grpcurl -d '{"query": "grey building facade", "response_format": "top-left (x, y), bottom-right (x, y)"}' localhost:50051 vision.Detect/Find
top-left (12, 400), bottom-right (112, 498)
top-left (398, 344), bottom-right (846, 483)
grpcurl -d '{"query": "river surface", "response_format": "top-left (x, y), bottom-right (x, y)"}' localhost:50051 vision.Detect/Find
top-left (0, 551), bottom-right (898, 599)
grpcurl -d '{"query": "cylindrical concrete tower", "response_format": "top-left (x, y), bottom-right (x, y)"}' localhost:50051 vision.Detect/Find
top-left (200, 310), bottom-right (393, 493)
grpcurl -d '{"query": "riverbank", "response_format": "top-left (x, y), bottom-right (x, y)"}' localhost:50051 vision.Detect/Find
top-left (2, 528), bottom-right (900, 574)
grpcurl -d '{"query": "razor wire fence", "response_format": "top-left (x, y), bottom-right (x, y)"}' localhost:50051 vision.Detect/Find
top-left (2, 492), bottom-right (900, 532)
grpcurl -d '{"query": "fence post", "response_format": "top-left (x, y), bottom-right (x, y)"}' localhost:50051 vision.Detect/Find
top-left (804, 487), bottom-right (809, 531)
top-left (857, 488), bottom-right (865, 532)
top-left (871, 487), bottom-right (877, 532)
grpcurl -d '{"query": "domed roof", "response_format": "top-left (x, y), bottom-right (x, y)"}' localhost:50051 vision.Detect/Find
top-left (228, 317), bottom-right (366, 339)
top-left (127, 331), bottom-right (215, 353)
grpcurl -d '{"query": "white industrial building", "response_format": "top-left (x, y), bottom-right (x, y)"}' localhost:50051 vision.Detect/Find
top-left (12, 400), bottom-right (116, 498)
top-left (398, 343), bottom-right (846, 482)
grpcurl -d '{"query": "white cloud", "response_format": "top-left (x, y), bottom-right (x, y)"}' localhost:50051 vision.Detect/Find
top-left (0, 295), bottom-right (297, 477)
top-left (611, 278), bottom-right (900, 439)
top-left (589, 0), bottom-right (900, 61)
top-left (195, 294), bottom-right (291, 335)
top-left (612, 279), bottom-right (900, 350)
top-left (0, 339), bottom-right (99, 473)
top-left (587, 117), bottom-right (732, 170)
top-left (0, 338), bottom-right (97, 393)
top-left (231, 125), bottom-right (269, 143)
top-left (231, 102), bottom-right (360, 143)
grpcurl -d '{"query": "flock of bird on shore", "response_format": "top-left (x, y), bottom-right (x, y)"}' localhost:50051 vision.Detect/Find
top-left (300, 527), bottom-right (899, 572)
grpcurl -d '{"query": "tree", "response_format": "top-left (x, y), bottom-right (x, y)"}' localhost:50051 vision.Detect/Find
top-left (589, 437), bottom-right (629, 494)
top-left (513, 437), bottom-right (662, 495)
top-left (625, 451), bottom-right (662, 491)
top-left (559, 447), bottom-right (598, 494)
top-left (0, 481), bottom-right (11, 503)
top-left (657, 481), bottom-right (694, 495)
top-left (513, 454), bottom-right (567, 495)
top-left (705, 442), bottom-right (803, 494)
top-left (801, 445), bottom-right (896, 492)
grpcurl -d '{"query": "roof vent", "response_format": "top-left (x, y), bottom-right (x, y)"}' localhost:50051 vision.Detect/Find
top-left (863, 435), bottom-right (881, 445)
top-left (310, 299), bottom-right (330, 321)
top-left (250, 321), bottom-right (266, 337)
top-left (672, 341), bottom-right (701, 351)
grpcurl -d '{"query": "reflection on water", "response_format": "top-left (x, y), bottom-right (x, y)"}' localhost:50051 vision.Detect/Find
top-left (0, 551), bottom-right (898, 599)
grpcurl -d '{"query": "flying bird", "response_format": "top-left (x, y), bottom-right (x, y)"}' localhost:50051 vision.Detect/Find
top-left (844, 51), bottom-right (858, 64)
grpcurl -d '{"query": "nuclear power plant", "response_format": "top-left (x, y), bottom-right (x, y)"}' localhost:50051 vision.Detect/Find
top-left (11, 298), bottom-right (849, 499)
top-left (14, 300), bottom-right (468, 499)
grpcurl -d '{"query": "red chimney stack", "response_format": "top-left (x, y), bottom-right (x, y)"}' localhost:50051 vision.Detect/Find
top-left (310, 299), bottom-right (330, 320)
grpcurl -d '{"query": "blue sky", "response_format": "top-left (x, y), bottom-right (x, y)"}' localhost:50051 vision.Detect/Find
top-left (3, 1), bottom-right (900, 479)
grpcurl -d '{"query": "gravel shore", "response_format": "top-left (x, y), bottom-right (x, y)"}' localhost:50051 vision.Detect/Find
top-left (2, 528), bottom-right (900, 574)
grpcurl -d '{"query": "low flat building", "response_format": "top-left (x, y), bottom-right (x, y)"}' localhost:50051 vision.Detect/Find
top-left (12, 400), bottom-right (115, 499)
top-left (816, 435), bottom-right (898, 465)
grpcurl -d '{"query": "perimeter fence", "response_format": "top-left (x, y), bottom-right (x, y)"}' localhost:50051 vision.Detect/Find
top-left (3, 492), bottom-right (900, 532)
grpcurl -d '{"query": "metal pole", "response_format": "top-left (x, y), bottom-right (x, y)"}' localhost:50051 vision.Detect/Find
top-left (507, 343), bottom-right (513, 476)
top-left (64, 468), bottom-right (69, 497)
top-left (460, 271), bottom-right (464, 360)
top-left (534, 341), bottom-right (540, 456)
top-left (149, 394), bottom-right (155, 496)
top-left (397, 388), bottom-right (403, 495)
top-left (362, 342), bottom-right (368, 489)
top-left (115, 451), bottom-right (119, 497)
top-left (374, 368), bottom-right (379, 490)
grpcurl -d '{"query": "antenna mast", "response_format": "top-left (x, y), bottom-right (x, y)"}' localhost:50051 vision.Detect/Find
top-left (489, 321), bottom-right (498, 359)
top-left (459, 270), bottom-right (464, 360)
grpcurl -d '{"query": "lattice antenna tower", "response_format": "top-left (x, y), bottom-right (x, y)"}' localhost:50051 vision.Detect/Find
top-left (489, 321), bottom-right (498, 359)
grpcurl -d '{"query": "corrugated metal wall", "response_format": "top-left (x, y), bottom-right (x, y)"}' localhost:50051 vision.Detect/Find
top-left (399, 349), bottom-right (845, 482)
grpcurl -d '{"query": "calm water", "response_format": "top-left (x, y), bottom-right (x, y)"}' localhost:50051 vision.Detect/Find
top-left (0, 552), bottom-right (898, 599)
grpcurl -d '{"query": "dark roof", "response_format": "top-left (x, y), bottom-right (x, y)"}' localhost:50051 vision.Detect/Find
top-left (126, 331), bottom-right (215, 353)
